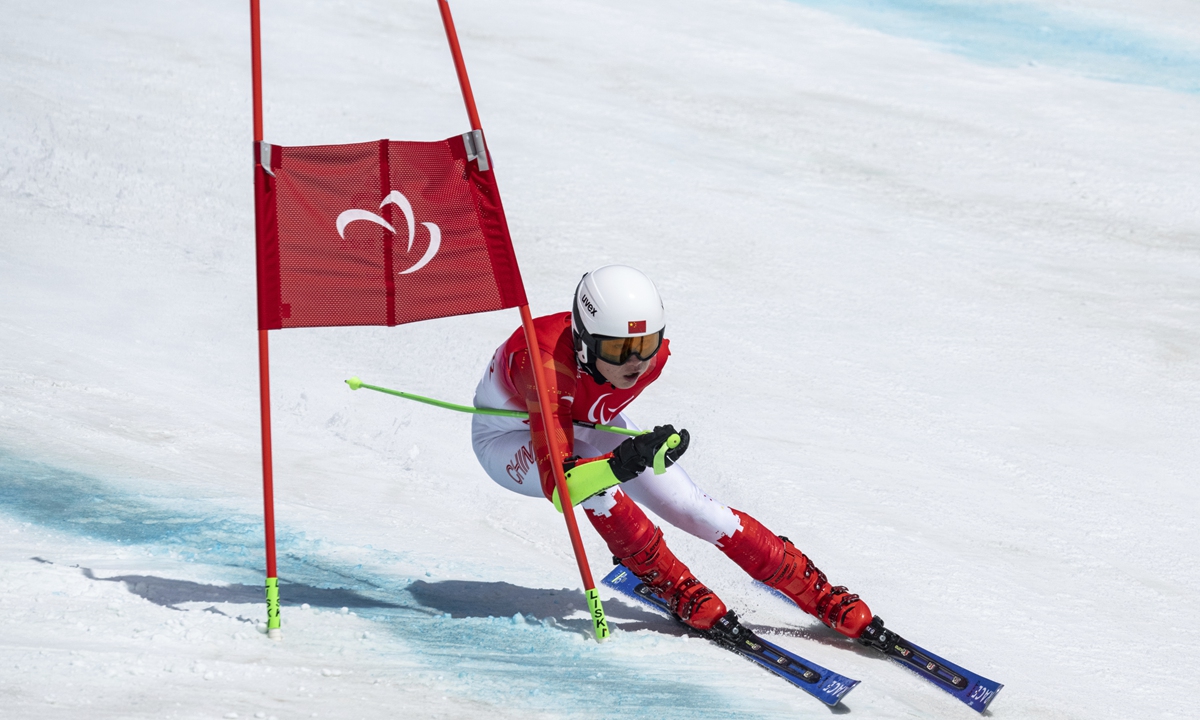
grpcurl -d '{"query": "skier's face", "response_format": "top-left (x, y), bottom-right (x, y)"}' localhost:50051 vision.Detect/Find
top-left (595, 354), bottom-right (654, 389)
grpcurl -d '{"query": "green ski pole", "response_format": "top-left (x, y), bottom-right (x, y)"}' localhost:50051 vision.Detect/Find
top-left (345, 377), bottom-right (643, 437)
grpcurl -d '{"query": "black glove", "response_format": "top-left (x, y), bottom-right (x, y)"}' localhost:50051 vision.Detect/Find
top-left (608, 425), bottom-right (689, 482)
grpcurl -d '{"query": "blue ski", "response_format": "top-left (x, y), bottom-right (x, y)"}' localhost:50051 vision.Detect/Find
top-left (755, 580), bottom-right (1002, 712)
top-left (602, 566), bottom-right (859, 706)
top-left (858, 619), bottom-right (1003, 713)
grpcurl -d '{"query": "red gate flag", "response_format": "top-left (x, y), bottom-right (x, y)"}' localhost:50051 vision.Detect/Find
top-left (254, 132), bottom-right (527, 329)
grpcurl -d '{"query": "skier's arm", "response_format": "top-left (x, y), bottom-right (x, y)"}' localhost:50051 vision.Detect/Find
top-left (508, 346), bottom-right (576, 501)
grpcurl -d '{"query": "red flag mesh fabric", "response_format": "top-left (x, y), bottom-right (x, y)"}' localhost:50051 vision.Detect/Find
top-left (253, 136), bottom-right (527, 330)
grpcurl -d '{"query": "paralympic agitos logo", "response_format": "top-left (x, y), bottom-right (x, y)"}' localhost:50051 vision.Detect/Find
top-left (335, 190), bottom-right (441, 275)
top-left (587, 392), bottom-right (634, 425)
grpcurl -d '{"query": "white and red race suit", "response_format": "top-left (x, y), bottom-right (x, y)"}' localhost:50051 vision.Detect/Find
top-left (470, 311), bottom-right (741, 542)
top-left (469, 311), bottom-right (876, 637)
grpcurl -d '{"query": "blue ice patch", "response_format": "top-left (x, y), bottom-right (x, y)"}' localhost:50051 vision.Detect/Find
top-left (0, 450), bottom-right (770, 718)
top-left (790, 0), bottom-right (1200, 93)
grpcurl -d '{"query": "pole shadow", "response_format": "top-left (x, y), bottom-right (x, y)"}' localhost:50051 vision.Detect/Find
top-left (405, 578), bottom-right (683, 636)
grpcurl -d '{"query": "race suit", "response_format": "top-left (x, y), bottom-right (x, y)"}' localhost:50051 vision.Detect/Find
top-left (467, 312), bottom-right (876, 638)
top-left (470, 311), bottom-right (740, 543)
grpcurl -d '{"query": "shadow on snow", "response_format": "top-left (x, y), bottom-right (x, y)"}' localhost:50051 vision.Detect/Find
top-left (407, 578), bottom-right (682, 636)
top-left (2, 451), bottom-right (761, 718)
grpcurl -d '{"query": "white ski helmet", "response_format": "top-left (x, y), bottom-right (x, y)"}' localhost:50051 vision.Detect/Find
top-left (571, 265), bottom-right (666, 384)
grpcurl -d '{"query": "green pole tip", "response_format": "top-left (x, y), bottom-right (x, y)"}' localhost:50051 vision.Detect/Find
top-left (346, 377), bottom-right (363, 390)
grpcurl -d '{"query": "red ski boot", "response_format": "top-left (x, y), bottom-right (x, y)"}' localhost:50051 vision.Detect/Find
top-left (719, 510), bottom-right (873, 639)
top-left (619, 526), bottom-right (728, 631)
top-left (585, 490), bottom-right (727, 631)
top-left (765, 536), bottom-right (873, 638)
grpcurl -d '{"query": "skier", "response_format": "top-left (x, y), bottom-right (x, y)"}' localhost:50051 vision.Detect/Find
top-left (471, 264), bottom-right (874, 637)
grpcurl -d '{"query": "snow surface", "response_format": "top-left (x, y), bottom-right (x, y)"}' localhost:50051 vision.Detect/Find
top-left (3, 0), bottom-right (1199, 717)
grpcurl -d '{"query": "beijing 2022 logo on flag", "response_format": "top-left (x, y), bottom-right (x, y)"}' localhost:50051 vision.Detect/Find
top-left (335, 190), bottom-right (441, 274)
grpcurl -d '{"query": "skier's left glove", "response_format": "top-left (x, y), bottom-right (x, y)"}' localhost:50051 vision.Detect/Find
top-left (609, 425), bottom-right (689, 482)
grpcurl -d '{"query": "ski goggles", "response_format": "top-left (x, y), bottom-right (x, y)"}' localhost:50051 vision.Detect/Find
top-left (592, 330), bottom-right (664, 365)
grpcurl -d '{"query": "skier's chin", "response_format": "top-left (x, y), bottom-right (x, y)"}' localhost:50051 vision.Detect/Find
top-left (613, 371), bottom-right (641, 389)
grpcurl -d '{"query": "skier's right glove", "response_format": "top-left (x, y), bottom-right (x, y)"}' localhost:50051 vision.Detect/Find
top-left (609, 425), bottom-right (689, 482)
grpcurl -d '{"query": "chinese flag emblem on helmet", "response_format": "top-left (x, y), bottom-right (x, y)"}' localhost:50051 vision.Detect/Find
top-left (628, 320), bottom-right (647, 334)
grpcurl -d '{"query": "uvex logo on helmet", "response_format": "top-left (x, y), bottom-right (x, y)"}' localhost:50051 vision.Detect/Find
top-left (335, 190), bottom-right (441, 275)
top-left (579, 293), bottom-right (599, 317)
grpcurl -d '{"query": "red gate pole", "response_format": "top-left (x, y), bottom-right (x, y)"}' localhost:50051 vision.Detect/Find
top-left (437, 0), bottom-right (608, 642)
top-left (250, 0), bottom-right (282, 641)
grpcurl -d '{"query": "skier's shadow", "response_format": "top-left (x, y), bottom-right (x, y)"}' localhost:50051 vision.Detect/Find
top-left (406, 578), bottom-right (683, 636)
top-left (409, 580), bottom-right (855, 714)
top-left (66, 563), bottom-right (402, 613)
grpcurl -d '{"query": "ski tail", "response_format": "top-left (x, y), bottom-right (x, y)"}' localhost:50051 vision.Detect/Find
top-left (603, 566), bottom-right (859, 706)
top-left (859, 617), bottom-right (1002, 713)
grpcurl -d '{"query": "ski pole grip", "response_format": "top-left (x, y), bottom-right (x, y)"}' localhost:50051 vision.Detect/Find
top-left (652, 433), bottom-right (681, 475)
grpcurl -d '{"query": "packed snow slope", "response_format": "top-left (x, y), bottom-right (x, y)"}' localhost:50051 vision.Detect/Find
top-left (3, 0), bottom-right (1199, 717)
